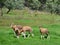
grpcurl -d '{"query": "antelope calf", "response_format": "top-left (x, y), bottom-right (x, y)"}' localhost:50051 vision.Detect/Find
top-left (39, 26), bottom-right (49, 39)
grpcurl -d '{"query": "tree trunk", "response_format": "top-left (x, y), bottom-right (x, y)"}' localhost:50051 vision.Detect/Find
top-left (7, 8), bottom-right (11, 14)
top-left (0, 8), bottom-right (3, 16)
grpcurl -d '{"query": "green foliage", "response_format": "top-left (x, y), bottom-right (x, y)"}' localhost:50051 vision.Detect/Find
top-left (0, 0), bottom-right (60, 15)
top-left (45, 0), bottom-right (60, 14)
top-left (55, 5), bottom-right (60, 15)
top-left (0, 0), bottom-right (6, 8)
top-left (38, 0), bottom-right (47, 4)
top-left (5, 0), bottom-right (25, 9)
top-left (24, 0), bottom-right (40, 10)
top-left (24, 0), bottom-right (60, 15)
top-left (30, 0), bottom-right (40, 10)
top-left (0, 0), bottom-right (6, 2)
top-left (0, 0), bottom-right (6, 16)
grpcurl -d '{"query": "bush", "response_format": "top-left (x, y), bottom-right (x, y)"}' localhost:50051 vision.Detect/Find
top-left (24, 0), bottom-right (41, 10)
top-left (30, 0), bottom-right (40, 10)
top-left (5, 0), bottom-right (25, 9)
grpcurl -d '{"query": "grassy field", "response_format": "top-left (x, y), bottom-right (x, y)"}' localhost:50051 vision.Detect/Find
top-left (0, 9), bottom-right (60, 45)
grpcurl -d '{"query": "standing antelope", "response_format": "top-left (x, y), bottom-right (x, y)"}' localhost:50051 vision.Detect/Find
top-left (11, 23), bottom-right (34, 38)
top-left (39, 26), bottom-right (49, 39)
top-left (10, 23), bottom-right (23, 38)
top-left (19, 26), bottom-right (34, 38)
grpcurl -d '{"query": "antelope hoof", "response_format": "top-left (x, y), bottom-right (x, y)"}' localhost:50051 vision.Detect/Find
top-left (16, 36), bottom-right (19, 39)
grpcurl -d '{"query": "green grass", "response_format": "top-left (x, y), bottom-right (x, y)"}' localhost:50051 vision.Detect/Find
top-left (0, 9), bottom-right (60, 45)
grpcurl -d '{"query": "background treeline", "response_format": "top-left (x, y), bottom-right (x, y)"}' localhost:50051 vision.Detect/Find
top-left (0, 0), bottom-right (60, 16)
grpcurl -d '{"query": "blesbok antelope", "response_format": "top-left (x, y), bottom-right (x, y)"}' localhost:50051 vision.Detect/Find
top-left (10, 23), bottom-right (22, 38)
top-left (19, 26), bottom-right (34, 38)
top-left (39, 26), bottom-right (49, 39)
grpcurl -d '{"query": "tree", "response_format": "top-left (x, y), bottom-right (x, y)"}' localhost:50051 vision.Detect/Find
top-left (5, 0), bottom-right (25, 14)
top-left (24, 0), bottom-right (33, 7)
top-left (38, 0), bottom-right (47, 4)
top-left (24, 0), bottom-right (40, 10)
top-left (0, 0), bottom-right (6, 16)
top-left (38, 0), bottom-right (47, 10)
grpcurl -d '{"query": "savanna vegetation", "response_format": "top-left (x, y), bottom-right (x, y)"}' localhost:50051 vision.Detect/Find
top-left (0, 8), bottom-right (60, 45)
top-left (0, 0), bottom-right (60, 45)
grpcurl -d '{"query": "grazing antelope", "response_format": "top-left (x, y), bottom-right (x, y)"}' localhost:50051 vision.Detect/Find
top-left (39, 26), bottom-right (49, 39)
top-left (19, 26), bottom-right (34, 38)
top-left (10, 23), bottom-right (23, 38)
top-left (11, 23), bottom-right (34, 38)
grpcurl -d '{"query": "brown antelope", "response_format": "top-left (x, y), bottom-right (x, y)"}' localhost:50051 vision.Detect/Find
top-left (11, 23), bottom-right (34, 38)
top-left (39, 26), bottom-right (49, 39)
top-left (19, 26), bottom-right (34, 38)
top-left (10, 23), bottom-right (23, 38)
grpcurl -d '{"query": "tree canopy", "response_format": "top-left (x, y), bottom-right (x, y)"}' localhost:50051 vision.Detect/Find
top-left (0, 0), bottom-right (60, 15)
